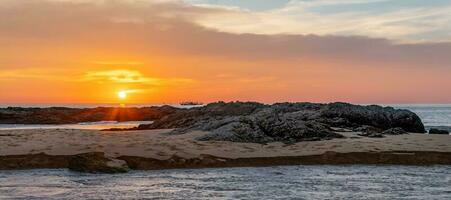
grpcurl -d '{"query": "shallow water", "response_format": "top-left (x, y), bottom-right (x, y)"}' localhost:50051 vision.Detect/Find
top-left (0, 165), bottom-right (450, 199)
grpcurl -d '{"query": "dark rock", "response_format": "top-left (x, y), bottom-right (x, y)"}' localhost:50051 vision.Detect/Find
top-left (355, 127), bottom-right (406, 138)
top-left (200, 101), bottom-right (266, 116)
top-left (429, 128), bottom-right (449, 135)
top-left (426, 126), bottom-right (451, 132)
top-left (357, 132), bottom-right (384, 138)
top-left (139, 101), bottom-right (266, 130)
top-left (317, 103), bottom-right (425, 133)
top-left (330, 127), bottom-right (353, 132)
top-left (8, 101), bottom-right (422, 144)
top-left (68, 152), bottom-right (129, 173)
top-left (353, 125), bottom-right (382, 133)
top-left (195, 108), bottom-right (344, 144)
top-left (382, 127), bottom-right (408, 135)
top-left (146, 102), bottom-right (425, 133)
top-left (0, 106), bottom-right (179, 124)
top-left (4, 152), bottom-right (451, 170)
top-left (137, 101), bottom-right (425, 143)
top-left (357, 127), bottom-right (385, 138)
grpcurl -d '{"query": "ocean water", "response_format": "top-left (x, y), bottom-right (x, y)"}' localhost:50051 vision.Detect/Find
top-left (0, 165), bottom-right (450, 199)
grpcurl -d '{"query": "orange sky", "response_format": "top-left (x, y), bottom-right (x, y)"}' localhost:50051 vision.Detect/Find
top-left (1, 0), bottom-right (451, 104)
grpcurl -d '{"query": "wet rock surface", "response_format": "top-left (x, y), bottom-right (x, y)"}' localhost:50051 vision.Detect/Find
top-left (194, 108), bottom-right (343, 144)
top-left (382, 127), bottom-right (408, 135)
top-left (68, 152), bottom-right (129, 173)
top-left (137, 102), bottom-right (425, 143)
top-left (2, 151), bottom-right (451, 171)
top-left (429, 128), bottom-right (449, 135)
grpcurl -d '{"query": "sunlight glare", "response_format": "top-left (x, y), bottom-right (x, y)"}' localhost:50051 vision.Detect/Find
top-left (118, 91), bottom-right (127, 99)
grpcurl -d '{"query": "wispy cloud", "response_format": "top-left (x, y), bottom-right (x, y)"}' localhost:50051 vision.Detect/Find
top-left (83, 69), bottom-right (160, 84)
top-left (82, 69), bottom-right (195, 86)
top-left (1, 0), bottom-right (450, 42)
top-left (91, 61), bottom-right (144, 66)
top-left (1, 0), bottom-right (451, 103)
top-left (0, 69), bottom-right (69, 81)
top-left (188, 0), bottom-right (451, 43)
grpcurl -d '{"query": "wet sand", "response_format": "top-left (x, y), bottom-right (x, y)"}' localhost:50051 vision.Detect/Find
top-left (1, 129), bottom-right (450, 170)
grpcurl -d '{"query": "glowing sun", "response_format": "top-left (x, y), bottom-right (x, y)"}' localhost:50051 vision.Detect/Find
top-left (118, 91), bottom-right (127, 99)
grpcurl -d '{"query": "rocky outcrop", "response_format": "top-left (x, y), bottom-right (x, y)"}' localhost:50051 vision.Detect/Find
top-left (315, 103), bottom-right (424, 133)
top-left (136, 102), bottom-right (424, 143)
top-left (68, 152), bottom-right (129, 173)
top-left (195, 108), bottom-right (343, 144)
top-left (382, 127), bottom-right (408, 135)
top-left (0, 106), bottom-right (179, 124)
top-left (429, 128), bottom-right (449, 135)
top-left (2, 102), bottom-right (424, 143)
top-left (357, 127), bottom-right (384, 138)
top-left (356, 127), bottom-right (408, 138)
top-left (137, 101), bottom-right (265, 130)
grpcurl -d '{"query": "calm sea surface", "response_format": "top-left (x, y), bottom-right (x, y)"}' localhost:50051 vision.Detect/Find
top-left (0, 165), bottom-right (450, 200)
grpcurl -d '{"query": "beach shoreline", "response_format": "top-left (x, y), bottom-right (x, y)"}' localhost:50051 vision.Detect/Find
top-left (1, 151), bottom-right (451, 171)
top-left (1, 129), bottom-right (450, 171)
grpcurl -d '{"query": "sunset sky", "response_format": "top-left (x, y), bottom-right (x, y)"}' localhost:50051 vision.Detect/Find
top-left (1, 0), bottom-right (451, 104)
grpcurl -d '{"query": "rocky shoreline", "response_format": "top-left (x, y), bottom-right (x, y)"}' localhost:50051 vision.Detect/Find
top-left (115, 102), bottom-right (425, 144)
top-left (1, 102), bottom-right (449, 173)
top-left (0, 106), bottom-right (179, 124)
top-left (1, 151), bottom-right (451, 172)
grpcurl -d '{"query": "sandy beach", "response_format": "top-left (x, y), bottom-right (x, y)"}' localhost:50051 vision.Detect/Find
top-left (1, 129), bottom-right (450, 170)
top-left (1, 129), bottom-right (450, 159)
